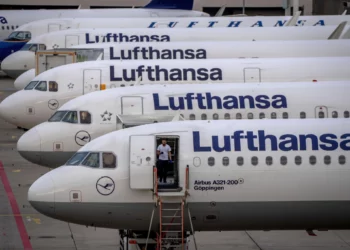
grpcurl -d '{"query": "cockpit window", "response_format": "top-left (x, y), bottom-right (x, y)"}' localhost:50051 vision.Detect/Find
top-left (66, 152), bottom-right (89, 166)
top-left (62, 111), bottom-right (78, 124)
top-left (103, 152), bottom-right (116, 168)
top-left (24, 81), bottom-right (39, 90)
top-left (6, 31), bottom-right (31, 41)
top-left (20, 43), bottom-right (38, 52)
top-left (34, 81), bottom-right (47, 91)
top-left (82, 152), bottom-right (100, 168)
top-left (49, 81), bottom-right (58, 92)
top-left (80, 111), bottom-right (91, 124)
top-left (48, 111), bottom-right (68, 122)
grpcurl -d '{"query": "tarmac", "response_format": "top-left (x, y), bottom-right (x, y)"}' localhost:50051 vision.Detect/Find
top-left (1, 76), bottom-right (350, 250)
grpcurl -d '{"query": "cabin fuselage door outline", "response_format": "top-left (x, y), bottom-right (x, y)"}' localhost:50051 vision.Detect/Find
top-left (243, 67), bottom-right (261, 83)
top-left (48, 23), bottom-right (61, 33)
top-left (129, 135), bottom-right (156, 189)
top-left (121, 96), bottom-right (144, 115)
top-left (65, 35), bottom-right (79, 47)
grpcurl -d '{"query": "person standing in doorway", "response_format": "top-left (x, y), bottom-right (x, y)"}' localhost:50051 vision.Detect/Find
top-left (157, 139), bottom-right (172, 183)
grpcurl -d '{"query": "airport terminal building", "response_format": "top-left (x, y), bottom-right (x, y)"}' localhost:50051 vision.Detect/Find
top-left (0, 0), bottom-right (349, 16)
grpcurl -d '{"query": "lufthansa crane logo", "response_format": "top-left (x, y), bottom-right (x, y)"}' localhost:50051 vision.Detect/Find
top-left (96, 176), bottom-right (115, 196)
top-left (48, 99), bottom-right (59, 110)
top-left (75, 130), bottom-right (91, 146)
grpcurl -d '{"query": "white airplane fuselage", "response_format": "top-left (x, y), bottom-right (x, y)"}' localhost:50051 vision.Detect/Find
top-left (15, 81), bottom-right (350, 168)
top-left (2, 57), bottom-right (350, 130)
top-left (4, 24), bottom-right (350, 79)
top-left (27, 119), bottom-right (350, 231)
top-left (4, 39), bottom-right (350, 80)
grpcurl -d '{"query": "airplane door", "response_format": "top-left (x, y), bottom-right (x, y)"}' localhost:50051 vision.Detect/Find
top-left (83, 69), bottom-right (101, 94)
top-left (129, 135), bottom-right (156, 189)
top-left (244, 68), bottom-right (261, 83)
top-left (65, 35), bottom-right (79, 47)
top-left (315, 106), bottom-right (328, 118)
top-left (48, 24), bottom-right (61, 32)
top-left (121, 97), bottom-right (143, 115)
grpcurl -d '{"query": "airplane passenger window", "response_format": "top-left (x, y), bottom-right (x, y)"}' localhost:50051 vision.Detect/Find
top-left (201, 114), bottom-right (207, 120)
top-left (66, 152), bottom-right (89, 166)
top-left (82, 152), bottom-right (100, 168)
top-left (324, 155), bottom-right (331, 165)
top-left (259, 113), bottom-right (265, 119)
top-left (34, 81), bottom-right (47, 91)
top-left (193, 157), bottom-right (201, 167)
top-left (344, 111), bottom-right (350, 118)
top-left (300, 112), bottom-right (306, 119)
top-left (224, 113), bottom-right (230, 120)
top-left (295, 156), bottom-right (302, 165)
top-left (49, 81), bottom-right (58, 92)
top-left (309, 155), bottom-right (316, 165)
top-left (266, 156), bottom-right (273, 166)
top-left (280, 156), bottom-right (287, 165)
top-left (332, 111), bottom-right (338, 118)
top-left (189, 114), bottom-right (195, 120)
top-left (339, 155), bottom-right (346, 165)
top-left (282, 112), bottom-right (288, 119)
top-left (103, 153), bottom-right (116, 168)
top-left (121, 84), bottom-right (125, 87)
top-left (248, 113), bottom-right (253, 119)
top-left (251, 156), bottom-right (259, 166)
top-left (236, 113), bottom-right (242, 120)
top-left (208, 157), bottom-right (215, 167)
top-left (213, 113), bottom-right (219, 120)
top-left (80, 111), bottom-right (91, 124)
top-left (318, 111), bottom-right (325, 119)
top-left (48, 111), bottom-right (68, 122)
top-left (237, 157), bottom-right (244, 166)
top-left (271, 112), bottom-right (277, 119)
top-left (62, 111), bottom-right (78, 124)
top-left (222, 157), bottom-right (229, 166)
top-left (24, 81), bottom-right (39, 90)
top-left (251, 156), bottom-right (258, 166)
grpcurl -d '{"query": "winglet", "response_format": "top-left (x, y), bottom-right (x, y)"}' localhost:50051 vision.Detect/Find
top-left (328, 21), bottom-right (347, 39)
top-left (285, 11), bottom-right (301, 26)
top-left (143, 0), bottom-right (194, 10)
top-left (215, 5), bottom-right (226, 17)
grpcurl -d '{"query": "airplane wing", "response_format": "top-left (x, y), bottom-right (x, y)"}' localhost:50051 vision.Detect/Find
top-left (214, 5), bottom-right (226, 17)
top-left (328, 21), bottom-right (347, 39)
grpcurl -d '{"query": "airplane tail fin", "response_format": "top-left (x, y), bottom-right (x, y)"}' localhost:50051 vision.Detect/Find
top-left (328, 21), bottom-right (347, 39)
top-left (143, 0), bottom-right (194, 10)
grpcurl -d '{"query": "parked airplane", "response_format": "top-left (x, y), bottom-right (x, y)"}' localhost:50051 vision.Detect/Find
top-left (27, 118), bottom-right (350, 245)
top-left (0, 0), bottom-right (206, 40)
top-left (0, 0), bottom-right (207, 62)
top-left (1, 56), bottom-right (350, 130)
top-left (4, 39), bottom-right (350, 80)
top-left (3, 23), bottom-right (349, 78)
top-left (16, 81), bottom-right (350, 167)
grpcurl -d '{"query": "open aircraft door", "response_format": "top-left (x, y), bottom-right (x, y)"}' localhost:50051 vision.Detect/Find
top-left (121, 97), bottom-right (143, 115)
top-left (315, 106), bottom-right (328, 118)
top-left (83, 69), bottom-right (101, 94)
top-left (243, 67), bottom-right (261, 83)
top-left (65, 35), bottom-right (79, 47)
top-left (48, 24), bottom-right (61, 32)
top-left (129, 135), bottom-right (156, 189)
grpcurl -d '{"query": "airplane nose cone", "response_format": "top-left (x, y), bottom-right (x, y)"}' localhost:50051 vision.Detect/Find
top-left (1, 51), bottom-right (35, 79)
top-left (14, 69), bottom-right (35, 90)
top-left (0, 95), bottom-right (18, 125)
top-left (28, 173), bottom-right (55, 217)
top-left (17, 128), bottom-right (42, 165)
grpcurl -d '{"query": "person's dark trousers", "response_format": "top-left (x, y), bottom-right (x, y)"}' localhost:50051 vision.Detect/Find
top-left (158, 160), bottom-right (168, 183)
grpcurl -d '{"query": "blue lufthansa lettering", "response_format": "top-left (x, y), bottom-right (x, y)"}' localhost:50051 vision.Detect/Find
top-left (192, 131), bottom-right (350, 152)
top-left (0, 16), bottom-right (8, 24)
top-left (110, 66), bottom-right (222, 82)
top-left (313, 20), bottom-right (325, 26)
top-left (86, 33), bottom-right (170, 44)
top-left (153, 93), bottom-right (287, 110)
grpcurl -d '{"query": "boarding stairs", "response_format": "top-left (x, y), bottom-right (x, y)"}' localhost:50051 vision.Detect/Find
top-left (145, 166), bottom-right (198, 250)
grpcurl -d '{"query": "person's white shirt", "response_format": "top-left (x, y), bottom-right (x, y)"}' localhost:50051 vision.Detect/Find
top-left (157, 144), bottom-right (171, 161)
